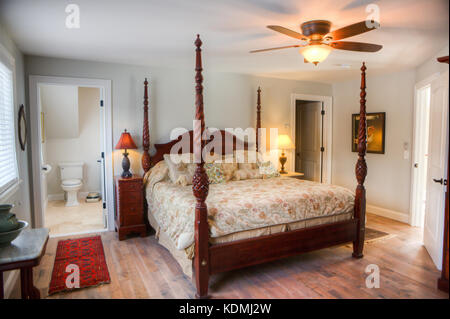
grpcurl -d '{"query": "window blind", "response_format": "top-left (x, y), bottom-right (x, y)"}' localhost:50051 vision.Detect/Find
top-left (0, 59), bottom-right (18, 195)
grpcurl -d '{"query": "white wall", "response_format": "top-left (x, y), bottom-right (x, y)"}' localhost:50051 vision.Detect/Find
top-left (25, 55), bottom-right (332, 177)
top-left (42, 86), bottom-right (101, 196)
top-left (0, 23), bottom-right (32, 298)
top-left (416, 45), bottom-right (449, 84)
top-left (40, 84), bottom-right (79, 139)
top-left (332, 69), bottom-right (416, 220)
top-left (332, 43), bottom-right (449, 222)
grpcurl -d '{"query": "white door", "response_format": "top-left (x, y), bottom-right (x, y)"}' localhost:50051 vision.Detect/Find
top-left (423, 71), bottom-right (449, 270)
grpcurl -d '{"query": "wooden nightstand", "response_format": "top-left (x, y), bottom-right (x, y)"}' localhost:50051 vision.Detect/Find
top-left (114, 175), bottom-right (147, 240)
top-left (280, 171), bottom-right (304, 179)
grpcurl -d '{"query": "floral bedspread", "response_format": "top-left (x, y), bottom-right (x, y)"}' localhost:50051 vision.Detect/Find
top-left (145, 163), bottom-right (355, 250)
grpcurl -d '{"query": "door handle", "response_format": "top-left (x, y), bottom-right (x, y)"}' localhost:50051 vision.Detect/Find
top-left (433, 178), bottom-right (447, 185)
top-left (41, 166), bottom-right (48, 171)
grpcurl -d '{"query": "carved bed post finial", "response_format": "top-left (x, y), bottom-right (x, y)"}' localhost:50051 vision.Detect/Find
top-left (256, 87), bottom-right (261, 153)
top-left (192, 34), bottom-right (210, 299)
top-left (353, 62), bottom-right (367, 258)
top-left (142, 78), bottom-right (151, 174)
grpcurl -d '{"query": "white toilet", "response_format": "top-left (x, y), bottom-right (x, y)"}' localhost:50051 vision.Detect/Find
top-left (59, 162), bottom-right (84, 207)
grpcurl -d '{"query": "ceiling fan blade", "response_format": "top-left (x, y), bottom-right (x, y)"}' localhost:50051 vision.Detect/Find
top-left (267, 25), bottom-right (306, 40)
top-left (330, 41), bottom-right (382, 52)
top-left (328, 20), bottom-right (380, 40)
top-left (250, 44), bottom-right (302, 53)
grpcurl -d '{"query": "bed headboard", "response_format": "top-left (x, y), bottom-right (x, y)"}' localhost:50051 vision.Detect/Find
top-left (149, 129), bottom-right (250, 168)
top-left (141, 83), bottom-right (262, 171)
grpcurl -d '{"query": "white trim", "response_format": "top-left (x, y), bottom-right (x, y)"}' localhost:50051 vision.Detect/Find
top-left (47, 191), bottom-right (100, 202)
top-left (0, 43), bottom-right (15, 67)
top-left (29, 76), bottom-right (114, 231)
top-left (0, 179), bottom-right (22, 203)
top-left (0, 43), bottom-right (20, 200)
top-left (367, 204), bottom-right (409, 224)
top-left (290, 93), bottom-right (333, 184)
top-left (47, 193), bottom-right (64, 201)
top-left (409, 72), bottom-right (440, 226)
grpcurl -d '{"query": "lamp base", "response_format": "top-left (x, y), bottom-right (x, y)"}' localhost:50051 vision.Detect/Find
top-left (121, 151), bottom-right (132, 178)
top-left (279, 152), bottom-right (287, 174)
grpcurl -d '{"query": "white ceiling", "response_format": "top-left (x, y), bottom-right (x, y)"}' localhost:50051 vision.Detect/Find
top-left (1, 0), bottom-right (448, 83)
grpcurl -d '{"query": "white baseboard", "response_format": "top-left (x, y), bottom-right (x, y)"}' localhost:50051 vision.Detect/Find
top-left (48, 191), bottom-right (100, 202)
top-left (367, 204), bottom-right (410, 224)
top-left (48, 193), bottom-right (64, 201)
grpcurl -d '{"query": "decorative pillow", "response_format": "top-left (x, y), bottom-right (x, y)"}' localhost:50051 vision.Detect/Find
top-left (204, 152), bottom-right (222, 164)
top-left (258, 160), bottom-right (280, 179)
top-left (143, 160), bottom-right (169, 189)
top-left (163, 154), bottom-right (194, 186)
top-left (232, 168), bottom-right (262, 181)
top-left (214, 155), bottom-right (238, 181)
top-left (234, 150), bottom-right (262, 170)
top-left (205, 163), bottom-right (226, 184)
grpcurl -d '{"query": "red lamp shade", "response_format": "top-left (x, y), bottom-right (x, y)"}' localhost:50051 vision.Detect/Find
top-left (115, 129), bottom-right (137, 150)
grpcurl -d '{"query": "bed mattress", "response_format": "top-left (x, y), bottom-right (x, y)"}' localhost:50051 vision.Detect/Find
top-left (146, 173), bottom-right (355, 251)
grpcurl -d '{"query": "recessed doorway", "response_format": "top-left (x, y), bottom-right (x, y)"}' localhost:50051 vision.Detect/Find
top-left (29, 76), bottom-right (114, 237)
top-left (290, 94), bottom-right (332, 184)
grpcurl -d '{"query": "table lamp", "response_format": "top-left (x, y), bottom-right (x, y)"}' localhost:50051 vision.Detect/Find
top-left (115, 129), bottom-right (137, 178)
top-left (277, 134), bottom-right (294, 174)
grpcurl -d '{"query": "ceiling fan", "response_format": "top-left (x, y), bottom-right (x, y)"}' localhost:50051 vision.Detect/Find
top-left (250, 20), bottom-right (382, 65)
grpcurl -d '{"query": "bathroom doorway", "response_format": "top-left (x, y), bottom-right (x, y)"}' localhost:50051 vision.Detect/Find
top-left (29, 76), bottom-right (113, 237)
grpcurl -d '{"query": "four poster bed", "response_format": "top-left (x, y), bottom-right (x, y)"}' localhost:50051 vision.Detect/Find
top-left (140, 35), bottom-right (368, 298)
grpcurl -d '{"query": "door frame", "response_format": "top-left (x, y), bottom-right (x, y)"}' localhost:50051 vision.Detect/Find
top-left (290, 93), bottom-right (333, 184)
top-left (410, 72), bottom-right (441, 227)
top-left (29, 76), bottom-right (114, 232)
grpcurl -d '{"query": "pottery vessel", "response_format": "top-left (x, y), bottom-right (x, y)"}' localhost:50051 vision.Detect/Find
top-left (0, 204), bottom-right (19, 233)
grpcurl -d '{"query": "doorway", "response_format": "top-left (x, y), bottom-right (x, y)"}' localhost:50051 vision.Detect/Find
top-left (295, 100), bottom-right (323, 182)
top-left (290, 94), bottom-right (332, 184)
top-left (29, 76), bottom-right (114, 236)
top-left (410, 71), bottom-right (449, 270)
top-left (410, 83), bottom-right (431, 228)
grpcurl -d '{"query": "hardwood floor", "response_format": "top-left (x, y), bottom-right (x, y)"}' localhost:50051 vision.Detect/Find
top-left (22, 214), bottom-right (449, 299)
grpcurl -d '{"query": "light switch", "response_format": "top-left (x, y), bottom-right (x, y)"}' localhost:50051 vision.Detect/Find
top-left (404, 150), bottom-right (409, 160)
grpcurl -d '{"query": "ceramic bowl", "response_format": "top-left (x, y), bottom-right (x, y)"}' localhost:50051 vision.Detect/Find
top-left (0, 220), bottom-right (29, 247)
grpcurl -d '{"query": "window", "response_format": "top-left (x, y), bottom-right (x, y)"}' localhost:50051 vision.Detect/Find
top-left (0, 47), bottom-right (19, 196)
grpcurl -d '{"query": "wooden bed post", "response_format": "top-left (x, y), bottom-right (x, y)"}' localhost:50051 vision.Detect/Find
top-left (192, 34), bottom-right (210, 298)
top-left (142, 78), bottom-right (151, 173)
top-left (256, 87), bottom-right (261, 152)
top-left (353, 62), bottom-right (367, 258)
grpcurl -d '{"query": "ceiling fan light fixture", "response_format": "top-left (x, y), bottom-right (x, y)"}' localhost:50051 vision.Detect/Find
top-left (299, 44), bottom-right (332, 65)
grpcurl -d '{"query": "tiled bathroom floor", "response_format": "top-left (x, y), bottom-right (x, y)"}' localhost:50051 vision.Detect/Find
top-left (45, 200), bottom-right (105, 236)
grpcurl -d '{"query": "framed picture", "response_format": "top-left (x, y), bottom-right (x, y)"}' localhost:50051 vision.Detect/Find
top-left (352, 112), bottom-right (385, 154)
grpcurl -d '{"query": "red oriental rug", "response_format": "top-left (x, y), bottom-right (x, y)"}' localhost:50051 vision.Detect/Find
top-left (48, 236), bottom-right (110, 295)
